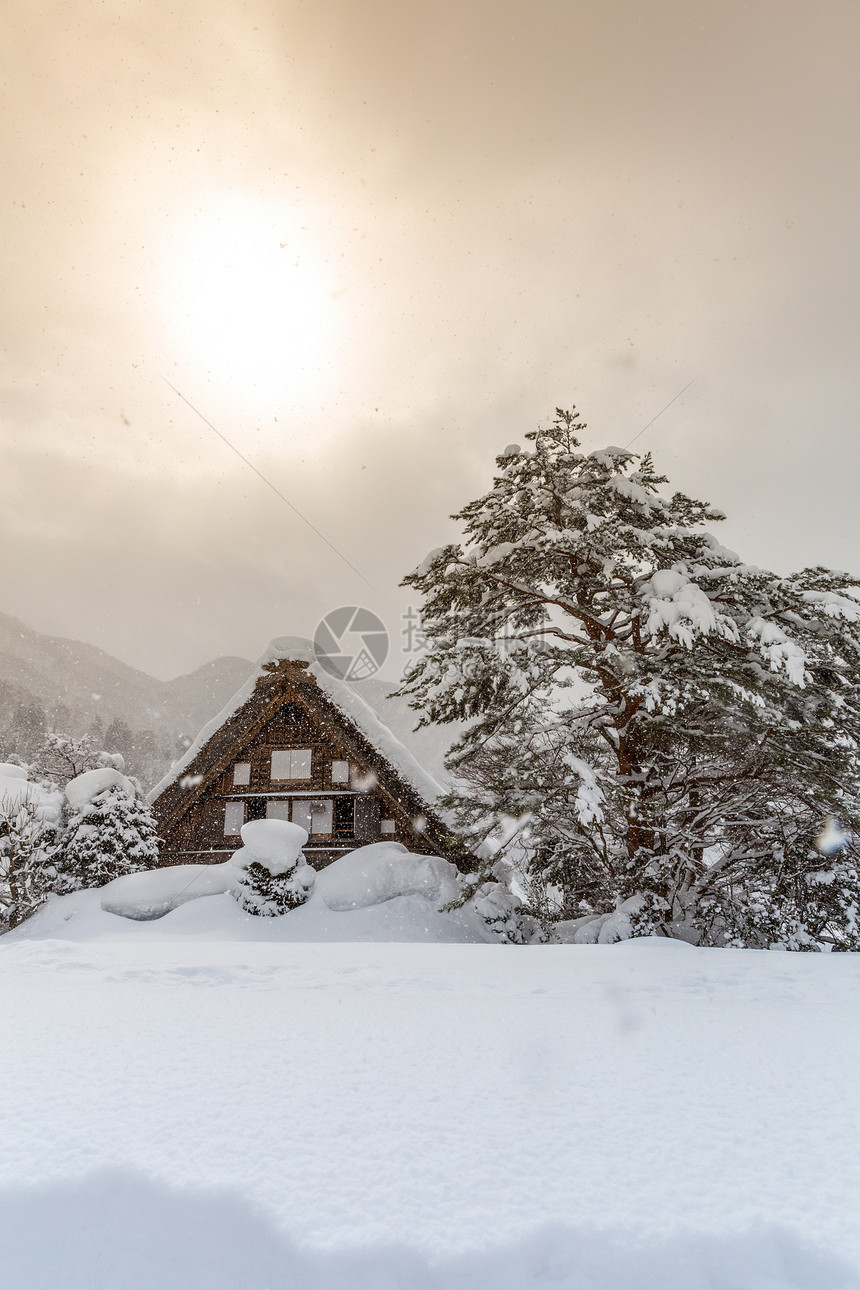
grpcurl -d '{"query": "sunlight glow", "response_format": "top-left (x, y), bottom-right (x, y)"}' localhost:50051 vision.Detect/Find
top-left (166, 198), bottom-right (340, 410)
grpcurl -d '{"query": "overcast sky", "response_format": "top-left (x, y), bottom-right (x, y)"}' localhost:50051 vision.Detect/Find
top-left (2, 0), bottom-right (858, 680)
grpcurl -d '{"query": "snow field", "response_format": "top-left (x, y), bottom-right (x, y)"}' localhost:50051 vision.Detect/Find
top-left (0, 937), bottom-right (859, 1287)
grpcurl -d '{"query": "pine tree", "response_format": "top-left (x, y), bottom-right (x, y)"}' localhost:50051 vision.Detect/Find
top-left (58, 773), bottom-right (159, 891)
top-left (400, 408), bottom-right (860, 949)
top-left (0, 790), bottom-right (61, 929)
top-left (86, 714), bottom-right (105, 748)
top-left (234, 858), bottom-right (316, 916)
top-left (5, 698), bottom-right (47, 761)
top-left (104, 718), bottom-right (134, 763)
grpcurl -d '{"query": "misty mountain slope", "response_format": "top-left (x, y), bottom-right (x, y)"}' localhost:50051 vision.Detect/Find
top-left (161, 656), bottom-right (256, 737)
top-left (0, 611), bottom-right (255, 737)
top-left (0, 612), bottom-right (166, 730)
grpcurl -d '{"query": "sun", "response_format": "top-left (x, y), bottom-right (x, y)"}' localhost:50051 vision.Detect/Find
top-left (166, 197), bottom-right (340, 409)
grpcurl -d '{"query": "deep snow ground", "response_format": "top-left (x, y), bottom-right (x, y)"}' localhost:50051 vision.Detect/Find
top-left (1, 936), bottom-right (859, 1288)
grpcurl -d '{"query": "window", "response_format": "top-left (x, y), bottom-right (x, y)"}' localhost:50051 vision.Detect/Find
top-left (266, 801), bottom-right (291, 821)
top-left (291, 800), bottom-right (312, 833)
top-left (331, 759), bottom-right (350, 784)
top-left (224, 801), bottom-right (245, 836)
top-left (380, 818), bottom-right (396, 834)
top-left (291, 799), bottom-right (332, 835)
top-left (233, 762), bottom-right (251, 786)
top-left (270, 749), bottom-right (312, 780)
top-left (311, 799), bottom-right (333, 835)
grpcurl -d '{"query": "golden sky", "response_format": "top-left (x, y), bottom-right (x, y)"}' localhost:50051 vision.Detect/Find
top-left (2, 0), bottom-right (859, 677)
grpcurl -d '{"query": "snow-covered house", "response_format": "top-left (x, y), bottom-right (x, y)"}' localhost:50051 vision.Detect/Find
top-left (149, 638), bottom-right (454, 869)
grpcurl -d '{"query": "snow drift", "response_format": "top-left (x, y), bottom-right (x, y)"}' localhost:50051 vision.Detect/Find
top-left (9, 837), bottom-right (493, 943)
top-left (0, 1170), bottom-right (854, 1290)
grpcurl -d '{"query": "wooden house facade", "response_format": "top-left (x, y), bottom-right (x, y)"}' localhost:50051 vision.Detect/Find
top-left (150, 651), bottom-right (452, 869)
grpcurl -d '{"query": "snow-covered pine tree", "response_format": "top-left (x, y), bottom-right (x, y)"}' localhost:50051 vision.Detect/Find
top-left (0, 787), bottom-right (62, 929)
top-left (232, 819), bottom-right (316, 916)
top-left (57, 769), bottom-right (159, 891)
top-left (235, 860), bottom-right (316, 916)
top-left (0, 763), bottom-right (65, 928)
top-left (399, 408), bottom-right (860, 949)
top-left (4, 698), bottom-right (47, 761)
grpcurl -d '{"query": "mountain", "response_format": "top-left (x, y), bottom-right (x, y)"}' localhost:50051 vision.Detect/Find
top-left (0, 612), bottom-right (255, 785)
top-left (161, 657), bottom-right (259, 739)
top-left (0, 611), bottom-right (254, 737)
top-left (0, 612), bottom-right (161, 729)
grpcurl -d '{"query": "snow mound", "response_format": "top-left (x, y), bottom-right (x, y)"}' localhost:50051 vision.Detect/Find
top-left (553, 895), bottom-right (650, 944)
top-left (66, 767), bottom-right (137, 811)
top-left (0, 1170), bottom-right (854, 1290)
top-left (0, 762), bottom-right (27, 782)
top-left (315, 842), bottom-right (462, 911)
top-left (230, 818), bottom-right (309, 874)
top-left (0, 766), bottom-right (39, 813)
top-left (260, 635), bottom-right (315, 666)
top-left (98, 863), bottom-right (239, 921)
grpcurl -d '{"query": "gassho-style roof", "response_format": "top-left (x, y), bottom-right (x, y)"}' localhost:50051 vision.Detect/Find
top-left (148, 636), bottom-right (455, 854)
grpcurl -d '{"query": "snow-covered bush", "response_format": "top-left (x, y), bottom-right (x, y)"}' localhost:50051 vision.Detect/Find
top-left (551, 895), bottom-right (662, 944)
top-left (469, 878), bottom-right (538, 944)
top-left (56, 768), bottom-right (159, 892)
top-left (231, 819), bottom-right (316, 916)
top-left (0, 763), bottom-right (63, 929)
top-left (399, 407), bottom-right (860, 950)
top-left (1, 755), bottom-right (160, 929)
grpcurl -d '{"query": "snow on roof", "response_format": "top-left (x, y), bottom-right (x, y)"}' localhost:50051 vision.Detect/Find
top-left (264, 636), bottom-right (315, 665)
top-left (148, 637), bottom-right (445, 813)
top-left (311, 659), bottom-right (445, 807)
top-left (147, 673), bottom-right (260, 804)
